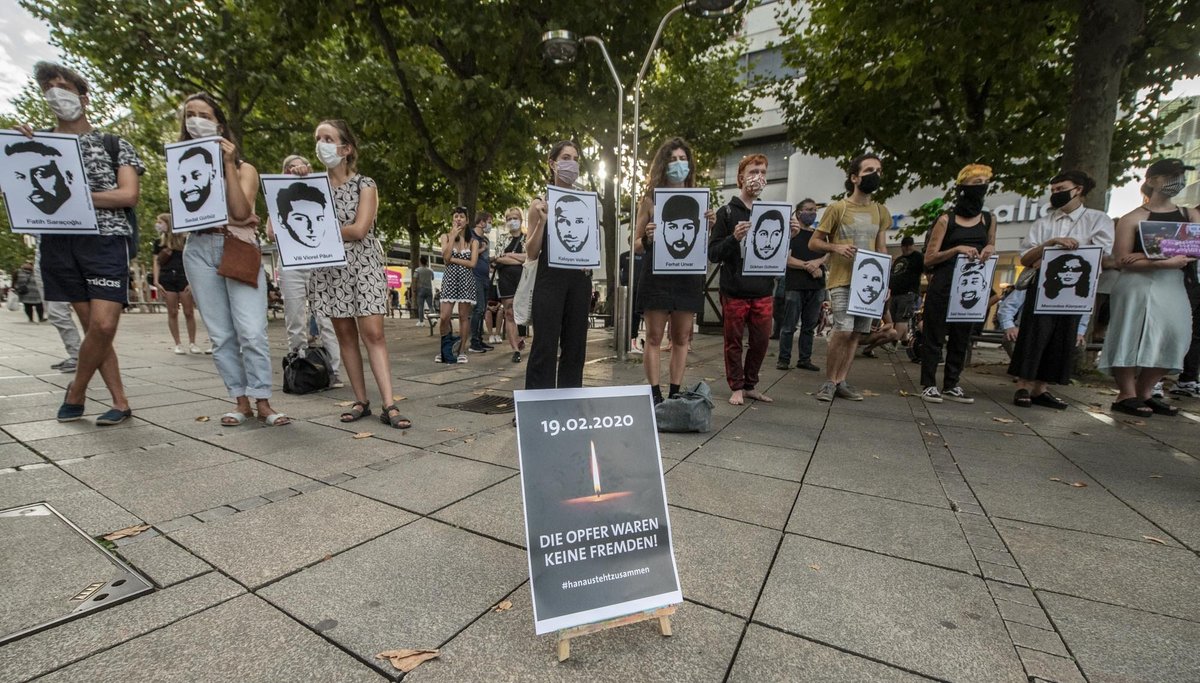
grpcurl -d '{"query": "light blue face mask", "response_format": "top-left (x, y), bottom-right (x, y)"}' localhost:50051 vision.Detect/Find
top-left (666, 159), bottom-right (689, 183)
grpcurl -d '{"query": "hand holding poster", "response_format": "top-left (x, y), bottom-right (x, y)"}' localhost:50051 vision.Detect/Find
top-left (846, 249), bottom-right (892, 318)
top-left (165, 137), bottom-right (228, 233)
top-left (946, 255), bottom-right (998, 323)
top-left (514, 385), bottom-right (682, 635)
top-left (261, 173), bottom-right (346, 269)
top-left (651, 188), bottom-right (709, 274)
top-left (0, 131), bottom-right (97, 235)
top-left (546, 186), bottom-right (601, 269)
top-left (1138, 221), bottom-right (1200, 259)
top-left (741, 201), bottom-right (792, 276)
top-left (1034, 246), bottom-right (1102, 315)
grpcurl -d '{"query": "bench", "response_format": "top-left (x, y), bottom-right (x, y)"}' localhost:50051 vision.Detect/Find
top-left (969, 330), bottom-right (1102, 362)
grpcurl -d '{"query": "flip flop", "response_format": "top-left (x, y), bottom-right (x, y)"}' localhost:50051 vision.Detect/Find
top-left (1144, 397), bottom-right (1179, 416)
top-left (221, 411), bottom-right (251, 426)
top-left (95, 408), bottom-right (132, 426)
top-left (260, 413), bottom-right (292, 426)
top-left (1111, 398), bottom-right (1153, 418)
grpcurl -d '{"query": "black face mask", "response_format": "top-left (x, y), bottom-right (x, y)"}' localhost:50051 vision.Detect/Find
top-left (1049, 189), bottom-right (1076, 210)
top-left (857, 172), bottom-right (881, 194)
top-left (954, 184), bottom-right (988, 218)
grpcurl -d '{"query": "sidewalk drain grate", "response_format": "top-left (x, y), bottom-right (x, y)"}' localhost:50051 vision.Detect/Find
top-left (0, 503), bottom-right (153, 645)
top-left (439, 394), bottom-right (514, 414)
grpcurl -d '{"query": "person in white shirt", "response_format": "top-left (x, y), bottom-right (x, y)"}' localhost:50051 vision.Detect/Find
top-left (1007, 171), bottom-right (1113, 409)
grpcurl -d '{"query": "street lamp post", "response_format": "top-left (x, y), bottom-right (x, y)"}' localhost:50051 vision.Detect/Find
top-left (540, 30), bottom-right (628, 358)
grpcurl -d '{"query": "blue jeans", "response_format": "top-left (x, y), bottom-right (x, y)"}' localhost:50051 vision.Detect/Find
top-left (416, 287), bottom-right (433, 322)
top-left (470, 272), bottom-right (489, 345)
top-left (184, 233), bottom-right (273, 399)
top-left (778, 288), bottom-right (824, 365)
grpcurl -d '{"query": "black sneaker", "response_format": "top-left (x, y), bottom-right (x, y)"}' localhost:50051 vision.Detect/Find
top-left (796, 361), bottom-right (820, 371)
top-left (468, 345), bottom-right (489, 353)
top-left (511, 351), bottom-right (521, 363)
top-left (775, 361), bottom-right (791, 370)
top-left (480, 341), bottom-right (495, 350)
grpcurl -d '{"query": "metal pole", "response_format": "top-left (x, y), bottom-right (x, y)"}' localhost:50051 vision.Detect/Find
top-left (627, 4), bottom-right (685, 358)
top-left (583, 36), bottom-right (626, 360)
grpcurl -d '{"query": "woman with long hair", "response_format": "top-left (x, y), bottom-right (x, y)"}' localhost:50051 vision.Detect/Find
top-left (493, 206), bottom-right (527, 362)
top-left (634, 137), bottom-right (714, 403)
top-left (305, 119), bottom-right (409, 428)
top-left (178, 92), bottom-right (289, 426)
top-left (436, 206), bottom-right (480, 364)
top-left (152, 212), bottom-right (200, 354)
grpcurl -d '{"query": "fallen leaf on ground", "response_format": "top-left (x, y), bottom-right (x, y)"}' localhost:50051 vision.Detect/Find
top-left (392, 395), bottom-right (407, 402)
top-left (335, 400), bottom-right (354, 407)
top-left (493, 600), bottom-right (513, 611)
top-left (497, 377), bottom-right (511, 382)
top-left (805, 392), bottom-right (813, 395)
top-left (376, 649), bottom-right (440, 673)
top-left (1143, 535), bottom-right (1167, 545)
top-left (899, 390), bottom-right (911, 397)
top-left (924, 431), bottom-right (938, 437)
top-left (102, 524), bottom-right (151, 541)
top-left (472, 390), bottom-right (488, 396)
top-left (1070, 431), bottom-right (1090, 436)
top-left (497, 403), bottom-right (509, 408)
top-left (1149, 474), bottom-right (1163, 479)
top-left (808, 563), bottom-right (821, 571)
top-left (437, 427), bottom-right (458, 432)
top-left (861, 390), bottom-right (880, 397)
top-left (195, 416), bottom-right (209, 422)
top-left (1069, 481), bottom-right (1088, 488)
top-left (322, 553), bottom-right (332, 562)
top-left (353, 432), bottom-right (373, 439)
top-left (1124, 419), bottom-right (1147, 426)
top-left (463, 437), bottom-right (475, 443)
top-left (992, 417), bottom-right (1015, 424)
top-left (1049, 477), bottom-right (1063, 482)
top-left (1002, 433), bottom-right (1014, 438)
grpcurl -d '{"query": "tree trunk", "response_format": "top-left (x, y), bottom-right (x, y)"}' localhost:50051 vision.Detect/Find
top-left (1059, 0), bottom-right (1145, 210)
top-left (408, 211), bottom-right (421, 267)
top-left (456, 174), bottom-right (480, 221)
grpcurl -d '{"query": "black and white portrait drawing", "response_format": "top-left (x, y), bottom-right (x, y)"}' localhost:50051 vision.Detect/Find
top-left (546, 186), bottom-right (600, 269)
top-left (0, 131), bottom-right (97, 234)
top-left (652, 188), bottom-right (709, 274)
top-left (164, 137), bottom-right (227, 232)
top-left (261, 173), bottom-right (346, 270)
top-left (1034, 246), bottom-right (1103, 315)
top-left (741, 201), bottom-right (792, 276)
top-left (947, 255), bottom-right (998, 322)
top-left (846, 248), bottom-right (892, 318)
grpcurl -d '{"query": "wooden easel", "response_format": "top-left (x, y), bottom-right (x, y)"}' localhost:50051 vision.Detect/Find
top-left (556, 605), bottom-right (676, 662)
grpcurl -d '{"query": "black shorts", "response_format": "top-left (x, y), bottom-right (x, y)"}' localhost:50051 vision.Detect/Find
top-left (40, 235), bottom-right (130, 304)
top-left (158, 268), bottom-right (189, 293)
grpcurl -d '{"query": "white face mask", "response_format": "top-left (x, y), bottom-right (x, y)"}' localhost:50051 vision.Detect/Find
top-left (507, 219), bottom-right (521, 233)
top-left (185, 116), bottom-right (220, 139)
top-left (315, 141), bottom-right (344, 168)
top-left (43, 87), bottom-right (83, 122)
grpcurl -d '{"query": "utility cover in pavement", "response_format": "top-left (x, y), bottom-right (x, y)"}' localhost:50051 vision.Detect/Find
top-left (0, 502), bottom-right (154, 645)
top-left (438, 394), bottom-right (515, 414)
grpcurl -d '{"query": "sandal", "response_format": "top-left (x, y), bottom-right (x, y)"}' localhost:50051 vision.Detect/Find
top-left (380, 404), bottom-right (412, 429)
top-left (1144, 396), bottom-right (1179, 416)
top-left (260, 412), bottom-right (292, 426)
top-left (1111, 397), bottom-right (1153, 418)
top-left (1013, 389), bottom-right (1032, 408)
top-left (221, 411), bottom-right (251, 426)
top-left (340, 401), bottom-right (371, 423)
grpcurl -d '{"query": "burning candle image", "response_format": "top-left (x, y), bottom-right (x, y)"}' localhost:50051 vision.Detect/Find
top-left (566, 440), bottom-right (632, 505)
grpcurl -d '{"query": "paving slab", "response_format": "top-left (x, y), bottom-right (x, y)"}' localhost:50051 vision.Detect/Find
top-left (664, 461), bottom-right (799, 529)
top-left (997, 520), bottom-right (1200, 622)
top-left (0, 465), bottom-right (87, 509)
top-left (173, 486), bottom-right (414, 588)
top-left (755, 535), bottom-right (1024, 683)
top-left (686, 436), bottom-right (811, 481)
top-left (251, 433), bottom-right (417, 479)
top-left (668, 505), bottom-right (780, 617)
top-left (200, 419), bottom-right (350, 457)
top-left (1042, 592), bottom-right (1200, 683)
top-left (0, 441), bottom-right (43, 469)
top-left (21, 424), bottom-right (184, 461)
top-left (787, 485), bottom-right (977, 573)
top-left (802, 443), bottom-right (949, 509)
top-left (35, 594), bottom-right (385, 683)
top-left (436, 427), bottom-right (520, 468)
top-left (433, 476), bottom-right (526, 547)
top-left (341, 450), bottom-right (515, 514)
top-left (0, 572), bottom-right (244, 682)
top-left (116, 535), bottom-right (213, 588)
top-left (99, 459), bottom-right (308, 523)
top-left (728, 624), bottom-right (933, 682)
top-left (59, 442), bottom-right (244, 489)
top-left (1, 415), bottom-right (145, 442)
top-left (404, 590), bottom-right (744, 683)
top-left (260, 518), bottom-right (528, 675)
top-left (717, 414), bottom-right (820, 451)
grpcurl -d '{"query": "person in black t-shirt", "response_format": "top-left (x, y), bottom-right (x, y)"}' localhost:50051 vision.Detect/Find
top-left (862, 235), bottom-right (923, 357)
top-left (776, 199), bottom-right (827, 371)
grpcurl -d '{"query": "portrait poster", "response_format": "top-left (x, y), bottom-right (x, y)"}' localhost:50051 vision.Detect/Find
top-left (651, 188), bottom-right (709, 274)
top-left (0, 131), bottom-right (97, 235)
top-left (261, 173), bottom-right (346, 270)
top-left (845, 248), bottom-right (891, 318)
top-left (946, 255), bottom-right (998, 323)
top-left (164, 137), bottom-right (228, 233)
top-left (1034, 246), bottom-right (1103, 315)
top-left (514, 384), bottom-right (682, 635)
top-left (1138, 221), bottom-right (1200, 259)
top-left (741, 201), bottom-right (792, 276)
top-left (545, 186), bottom-right (601, 269)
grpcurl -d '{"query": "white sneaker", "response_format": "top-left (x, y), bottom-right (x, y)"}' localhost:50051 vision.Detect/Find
top-left (416, 320), bottom-right (425, 326)
top-left (1170, 380), bottom-right (1200, 398)
top-left (1152, 381), bottom-right (1164, 399)
top-left (921, 386), bottom-right (943, 403)
top-left (173, 345), bottom-right (186, 355)
top-left (457, 355), bottom-right (469, 364)
top-left (204, 345), bottom-right (214, 354)
top-left (189, 343), bottom-right (202, 354)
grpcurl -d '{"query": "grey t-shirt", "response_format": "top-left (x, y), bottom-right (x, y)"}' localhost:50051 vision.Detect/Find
top-left (414, 266), bottom-right (434, 290)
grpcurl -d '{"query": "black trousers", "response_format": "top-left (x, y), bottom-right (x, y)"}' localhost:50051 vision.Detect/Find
top-left (525, 268), bottom-right (590, 389)
top-left (920, 290), bottom-right (972, 390)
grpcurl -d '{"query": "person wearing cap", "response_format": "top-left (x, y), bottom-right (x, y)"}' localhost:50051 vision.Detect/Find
top-left (916, 164), bottom-right (997, 404)
top-left (861, 233), bottom-right (923, 358)
top-left (1009, 170), bottom-right (1113, 409)
top-left (1101, 158), bottom-right (1199, 417)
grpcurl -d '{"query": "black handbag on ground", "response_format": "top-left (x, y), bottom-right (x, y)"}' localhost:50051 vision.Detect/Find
top-left (282, 346), bottom-right (332, 394)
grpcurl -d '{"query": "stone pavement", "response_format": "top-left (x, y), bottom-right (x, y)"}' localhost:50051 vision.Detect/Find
top-left (0, 308), bottom-right (1197, 682)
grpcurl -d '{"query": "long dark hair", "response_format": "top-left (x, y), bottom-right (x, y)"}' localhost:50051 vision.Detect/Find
top-left (547, 139), bottom-right (580, 184)
top-left (645, 137), bottom-right (695, 193)
top-left (178, 92), bottom-right (241, 165)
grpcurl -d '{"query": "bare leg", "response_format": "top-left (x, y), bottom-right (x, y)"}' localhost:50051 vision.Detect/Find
top-left (181, 288), bottom-right (198, 344)
top-left (164, 290), bottom-right (181, 345)
top-left (68, 300), bottom-right (129, 411)
top-left (357, 315), bottom-right (394, 406)
top-left (1113, 367), bottom-right (1138, 402)
top-left (438, 300), bottom-right (454, 337)
top-left (502, 298), bottom-right (520, 351)
top-left (332, 317), bottom-right (368, 404)
top-left (458, 301), bottom-right (472, 342)
top-left (1136, 367), bottom-right (1168, 400)
top-left (643, 310), bottom-right (669, 387)
top-left (667, 311), bottom-right (694, 386)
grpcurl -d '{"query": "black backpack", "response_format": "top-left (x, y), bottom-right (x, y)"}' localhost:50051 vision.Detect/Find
top-left (282, 346), bottom-right (332, 394)
top-left (98, 133), bottom-right (139, 259)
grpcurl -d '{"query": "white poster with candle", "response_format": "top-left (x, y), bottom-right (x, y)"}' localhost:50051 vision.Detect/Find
top-left (513, 384), bottom-right (682, 635)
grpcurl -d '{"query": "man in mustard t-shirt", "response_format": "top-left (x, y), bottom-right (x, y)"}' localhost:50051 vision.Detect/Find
top-left (808, 153), bottom-right (892, 402)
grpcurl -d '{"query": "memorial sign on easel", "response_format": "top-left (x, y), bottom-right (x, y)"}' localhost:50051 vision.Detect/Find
top-left (513, 384), bottom-right (682, 659)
